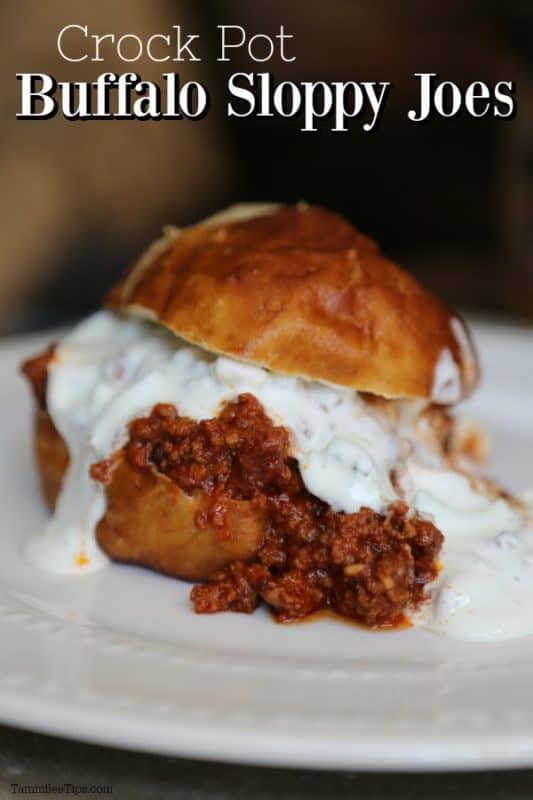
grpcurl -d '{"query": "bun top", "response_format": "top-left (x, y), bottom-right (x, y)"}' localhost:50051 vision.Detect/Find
top-left (107, 203), bottom-right (478, 403)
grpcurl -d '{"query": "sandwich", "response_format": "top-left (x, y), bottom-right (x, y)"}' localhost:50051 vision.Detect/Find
top-left (21, 203), bottom-right (532, 638)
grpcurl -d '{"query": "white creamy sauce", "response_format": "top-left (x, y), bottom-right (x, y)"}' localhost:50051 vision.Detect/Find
top-left (404, 464), bottom-right (533, 641)
top-left (423, 526), bottom-right (533, 642)
top-left (28, 311), bottom-right (533, 642)
top-left (431, 347), bottom-right (462, 404)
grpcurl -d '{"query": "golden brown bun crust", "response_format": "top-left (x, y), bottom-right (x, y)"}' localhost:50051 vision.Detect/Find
top-left (95, 458), bottom-right (266, 581)
top-left (107, 204), bottom-right (478, 402)
top-left (35, 409), bottom-right (69, 509)
top-left (35, 413), bottom-right (265, 581)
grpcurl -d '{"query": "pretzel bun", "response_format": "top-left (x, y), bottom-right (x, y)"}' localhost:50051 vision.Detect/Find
top-left (107, 203), bottom-right (478, 402)
top-left (35, 409), bottom-right (69, 509)
top-left (95, 457), bottom-right (267, 581)
top-left (35, 411), bottom-right (266, 581)
top-left (29, 203), bottom-right (480, 584)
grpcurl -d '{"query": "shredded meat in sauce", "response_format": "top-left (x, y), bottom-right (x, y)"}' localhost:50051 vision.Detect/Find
top-left (121, 395), bottom-right (443, 626)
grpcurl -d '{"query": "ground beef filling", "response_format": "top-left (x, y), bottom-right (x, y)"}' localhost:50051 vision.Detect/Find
top-left (123, 394), bottom-right (443, 627)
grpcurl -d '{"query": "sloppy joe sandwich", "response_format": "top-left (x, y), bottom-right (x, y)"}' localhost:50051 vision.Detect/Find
top-left (21, 203), bottom-right (533, 640)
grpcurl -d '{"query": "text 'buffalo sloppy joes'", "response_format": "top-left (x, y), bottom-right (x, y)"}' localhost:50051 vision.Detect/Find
top-left (22, 203), bottom-right (532, 637)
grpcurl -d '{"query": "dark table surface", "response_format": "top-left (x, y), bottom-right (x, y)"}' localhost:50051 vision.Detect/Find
top-left (2, 724), bottom-right (533, 799)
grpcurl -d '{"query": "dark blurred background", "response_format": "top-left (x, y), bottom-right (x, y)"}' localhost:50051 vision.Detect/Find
top-left (2, 0), bottom-right (533, 335)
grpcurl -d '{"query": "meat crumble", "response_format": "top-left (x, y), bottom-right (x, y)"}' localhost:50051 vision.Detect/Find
top-left (119, 395), bottom-right (443, 627)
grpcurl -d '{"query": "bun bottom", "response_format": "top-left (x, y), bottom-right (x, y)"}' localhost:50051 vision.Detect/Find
top-left (34, 412), bottom-right (266, 581)
top-left (35, 409), bottom-right (69, 509)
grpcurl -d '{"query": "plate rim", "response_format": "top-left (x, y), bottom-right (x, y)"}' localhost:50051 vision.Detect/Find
top-left (1, 319), bottom-right (533, 772)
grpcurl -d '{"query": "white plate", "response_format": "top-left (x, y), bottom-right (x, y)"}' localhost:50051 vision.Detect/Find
top-left (0, 320), bottom-right (532, 772)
